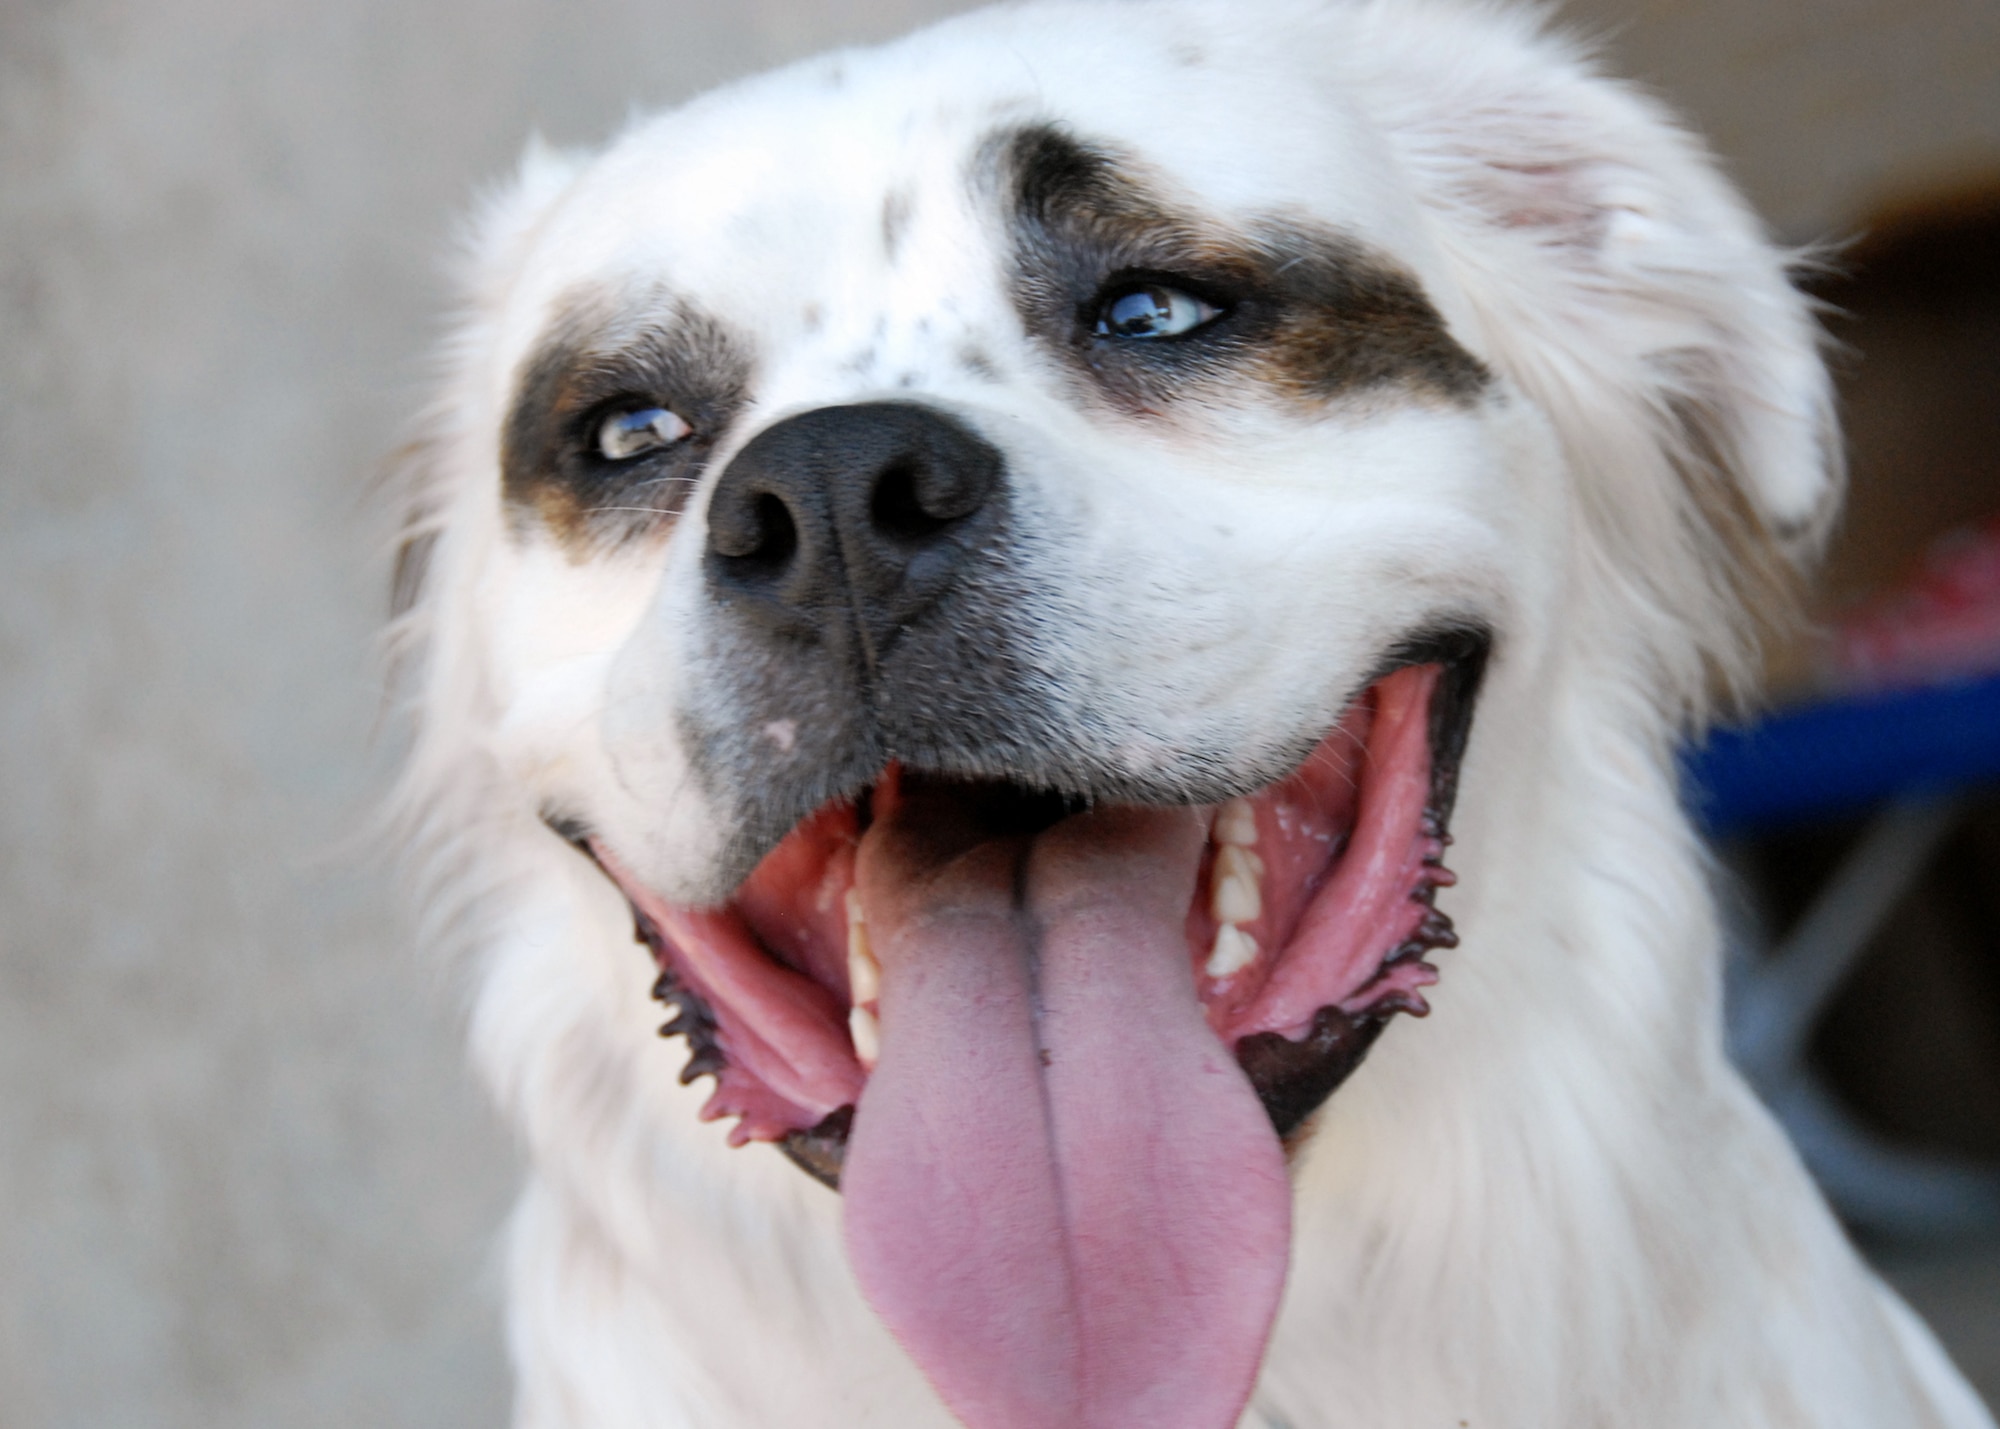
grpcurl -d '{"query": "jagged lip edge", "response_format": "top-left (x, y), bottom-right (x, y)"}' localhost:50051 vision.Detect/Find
top-left (1238, 625), bottom-right (1489, 1148)
top-left (576, 625), bottom-right (1490, 1191)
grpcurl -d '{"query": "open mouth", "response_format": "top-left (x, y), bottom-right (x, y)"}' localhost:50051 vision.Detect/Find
top-left (595, 631), bottom-right (1484, 1176)
top-left (584, 630), bottom-right (1483, 1427)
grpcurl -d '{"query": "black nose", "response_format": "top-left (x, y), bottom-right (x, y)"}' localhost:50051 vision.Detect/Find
top-left (704, 402), bottom-right (1004, 662)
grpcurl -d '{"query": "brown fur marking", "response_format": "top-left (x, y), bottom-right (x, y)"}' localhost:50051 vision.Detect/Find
top-left (997, 124), bottom-right (1489, 418)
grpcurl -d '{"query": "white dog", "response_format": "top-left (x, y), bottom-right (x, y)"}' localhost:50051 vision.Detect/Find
top-left (386, 1), bottom-right (1997, 1424)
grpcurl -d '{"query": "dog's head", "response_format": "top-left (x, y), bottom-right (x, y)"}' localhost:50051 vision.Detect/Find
top-left (392, 3), bottom-right (1835, 1423)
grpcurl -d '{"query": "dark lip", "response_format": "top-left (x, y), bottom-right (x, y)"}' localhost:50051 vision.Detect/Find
top-left (551, 625), bottom-right (1492, 1189)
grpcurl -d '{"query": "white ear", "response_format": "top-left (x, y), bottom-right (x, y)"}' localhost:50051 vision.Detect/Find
top-left (1346, 0), bottom-right (1840, 700)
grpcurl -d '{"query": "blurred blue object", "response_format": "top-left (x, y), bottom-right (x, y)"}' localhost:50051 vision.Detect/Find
top-left (1685, 669), bottom-right (2000, 836)
top-left (1691, 669), bottom-right (2000, 1238)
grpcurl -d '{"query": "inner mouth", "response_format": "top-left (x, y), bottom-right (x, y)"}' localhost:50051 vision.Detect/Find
top-left (590, 631), bottom-right (1485, 1190)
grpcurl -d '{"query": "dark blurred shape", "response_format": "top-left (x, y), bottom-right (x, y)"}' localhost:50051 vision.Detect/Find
top-left (1806, 188), bottom-right (2000, 1175)
top-left (1694, 185), bottom-right (2000, 1237)
top-left (1820, 184), bottom-right (2000, 607)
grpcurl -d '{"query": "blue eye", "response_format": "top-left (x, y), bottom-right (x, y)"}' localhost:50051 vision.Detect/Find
top-left (1095, 283), bottom-right (1222, 340)
top-left (596, 405), bottom-right (692, 461)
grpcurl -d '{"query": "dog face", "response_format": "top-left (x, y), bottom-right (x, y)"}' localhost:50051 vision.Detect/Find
top-left (396, 4), bottom-right (1835, 1424)
top-left (494, 51), bottom-right (1519, 895)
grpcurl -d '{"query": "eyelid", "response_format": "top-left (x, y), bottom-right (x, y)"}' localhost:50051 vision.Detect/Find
top-left (1105, 266), bottom-right (1235, 302)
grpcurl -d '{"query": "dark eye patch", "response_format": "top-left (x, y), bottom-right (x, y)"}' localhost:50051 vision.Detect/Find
top-left (996, 123), bottom-right (1488, 416)
top-left (503, 289), bottom-right (754, 552)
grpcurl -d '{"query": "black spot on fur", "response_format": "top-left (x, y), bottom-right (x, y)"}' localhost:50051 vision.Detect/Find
top-left (881, 187), bottom-right (915, 262)
top-left (959, 345), bottom-right (1000, 381)
top-left (502, 286), bottom-right (754, 552)
top-left (994, 123), bottom-right (1488, 416)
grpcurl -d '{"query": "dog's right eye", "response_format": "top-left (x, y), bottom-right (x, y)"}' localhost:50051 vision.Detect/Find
top-left (596, 405), bottom-right (693, 461)
top-left (1094, 282), bottom-right (1223, 341)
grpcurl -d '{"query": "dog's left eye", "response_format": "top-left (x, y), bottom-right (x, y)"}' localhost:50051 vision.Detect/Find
top-left (1094, 283), bottom-right (1222, 340)
top-left (596, 405), bottom-right (693, 461)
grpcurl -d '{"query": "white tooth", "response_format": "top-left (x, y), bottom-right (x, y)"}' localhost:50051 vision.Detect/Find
top-left (845, 889), bottom-right (880, 1005)
top-left (849, 1006), bottom-right (881, 1069)
top-left (1212, 869), bottom-right (1262, 925)
top-left (1215, 842), bottom-right (1265, 886)
top-left (1215, 798), bottom-right (1259, 847)
top-left (1205, 924), bottom-right (1259, 980)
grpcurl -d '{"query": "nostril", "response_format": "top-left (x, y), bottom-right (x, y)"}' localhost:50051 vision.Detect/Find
top-left (738, 492), bottom-right (799, 574)
top-left (870, 459), bottom-right (955, 545)
top-left (712, 488), bottom-right (799, 575)
top-left (703, 402), bottom-right (1003, 626)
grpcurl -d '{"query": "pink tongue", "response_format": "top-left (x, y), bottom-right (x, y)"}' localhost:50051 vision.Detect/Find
top-left (843, 792), bottom-right (1291, 1429)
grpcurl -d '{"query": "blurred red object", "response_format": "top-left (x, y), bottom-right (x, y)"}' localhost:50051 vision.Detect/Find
top-left (1830, 516), bottom-right (2000, 692)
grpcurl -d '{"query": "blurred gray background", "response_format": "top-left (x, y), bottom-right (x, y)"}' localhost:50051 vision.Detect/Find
top-left (3, 1), bottom-right (1997, 1425)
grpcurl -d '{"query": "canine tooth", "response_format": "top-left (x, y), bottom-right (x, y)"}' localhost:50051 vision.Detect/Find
top-left (845, 889), bottom-right (880, 1004)
top-left (849, 1006), bottom-right (881, 1069)
top-left (1215, 798), bottom-right (1259, 847)
top-left (1211, 868), bottom-right (1262, 925)
top-left (1205, 924), bottom-right (1259, 980)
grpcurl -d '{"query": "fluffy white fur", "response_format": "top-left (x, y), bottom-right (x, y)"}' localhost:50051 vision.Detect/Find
top-left (387, 2), bottom-right (1997, 1424)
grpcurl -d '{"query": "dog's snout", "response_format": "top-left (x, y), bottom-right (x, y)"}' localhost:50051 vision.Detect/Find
top-left (704, 403), bottom-right (1003, 655)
